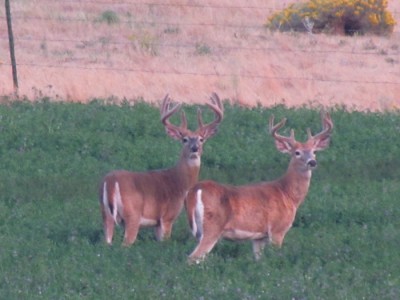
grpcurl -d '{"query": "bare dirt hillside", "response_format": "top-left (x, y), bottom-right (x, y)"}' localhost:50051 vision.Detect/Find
top-left (1, 0), bottom-right (399, 111)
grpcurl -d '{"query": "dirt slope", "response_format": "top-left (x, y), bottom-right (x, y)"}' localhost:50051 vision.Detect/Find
top-left (0, 0), bottom-right (399, 111)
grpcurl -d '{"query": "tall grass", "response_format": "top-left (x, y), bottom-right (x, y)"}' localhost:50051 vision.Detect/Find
top-left (0, 99), bottom-right (399, 299)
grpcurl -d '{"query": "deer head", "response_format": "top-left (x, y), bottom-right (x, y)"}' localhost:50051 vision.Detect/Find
top-left (269, 111), bottom-right (333, 173)
top-left (160, 93), bottom-right (224, 165)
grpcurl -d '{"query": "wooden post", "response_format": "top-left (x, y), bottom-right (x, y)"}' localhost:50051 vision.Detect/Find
top-left (5, 0), bottom-right (19, 96)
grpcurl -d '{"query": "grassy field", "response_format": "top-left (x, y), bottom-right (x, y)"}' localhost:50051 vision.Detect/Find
top-left (0, 98), bottom-right (399, 299)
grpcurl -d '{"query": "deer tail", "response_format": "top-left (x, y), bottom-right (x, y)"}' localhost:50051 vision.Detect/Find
top-left (190, 188), bottom-right (204, 241)
top-left (102, 180), bottom-right (123, 224)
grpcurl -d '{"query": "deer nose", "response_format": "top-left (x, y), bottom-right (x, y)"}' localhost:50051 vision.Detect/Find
top-left (307, 159), bottom-right (317, 168)
top-left (191, 145), bottom-right (199, 153)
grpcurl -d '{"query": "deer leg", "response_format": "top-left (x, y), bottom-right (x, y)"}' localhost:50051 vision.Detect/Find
top-left (122, 214), bottom-right (140, 246)
top-left (101, 206), bottom-right (115, 245)
top-left (155, 219), bottom-right (173, 241)
top-left (188, 232), bottom-right (222, 264)
top-left (252, 237), bottom-right (269, 260)
top-left (270, 232), bottom-right (285, 248)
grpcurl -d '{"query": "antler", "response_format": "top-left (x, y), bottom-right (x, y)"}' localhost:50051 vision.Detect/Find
top-left (197, 92), bottom-right (224, 138)
top-left (269, 115), bottom-right (295, 145)
top-left (306, 110), bottom-right (333, 141)
top-left (160, 94), bottom-right (187, 132)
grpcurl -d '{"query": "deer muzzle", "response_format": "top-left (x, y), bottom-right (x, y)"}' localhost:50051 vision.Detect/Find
top-left (191, 145), bottom-right (199, 153)
top-left (307, 159), bottom-right (317, 168)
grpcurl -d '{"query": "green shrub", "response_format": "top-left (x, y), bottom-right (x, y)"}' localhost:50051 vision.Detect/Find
top-left (266, 0), bottom-right (396, 35)
top-left (98, 10), bottom-right (120, 25)
top-left (195, 43), bottom-right (212, 55)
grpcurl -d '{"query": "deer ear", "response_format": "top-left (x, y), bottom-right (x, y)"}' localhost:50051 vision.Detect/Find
top-left (165, 128), bottom-right (183, 140)
top-left (274, 140), bottom-right (291, 153)
top-left (314, 135), bottom-right (331, 151)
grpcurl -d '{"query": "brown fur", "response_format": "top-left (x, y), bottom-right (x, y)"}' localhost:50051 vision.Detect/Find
top-left (185, 112), bottom-right (333, 263)
top-left (100, 93), bottom-right (223, 246)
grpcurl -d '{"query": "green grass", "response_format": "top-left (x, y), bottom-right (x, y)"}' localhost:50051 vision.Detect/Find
top-left (0, 98), bottom-right (399, 299)
top-left (97, 10), bottom-right (120, 25)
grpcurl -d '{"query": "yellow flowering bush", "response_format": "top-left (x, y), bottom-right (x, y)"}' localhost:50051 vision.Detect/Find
top-left (266, 0), bottom-right (396, 35)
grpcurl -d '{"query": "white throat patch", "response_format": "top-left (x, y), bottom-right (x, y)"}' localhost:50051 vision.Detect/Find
top-left (188, 156), bottom-right (201, 167)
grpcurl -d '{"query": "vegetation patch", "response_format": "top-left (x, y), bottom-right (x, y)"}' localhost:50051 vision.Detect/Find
top-left (195, 42), bottom-right (212, 55)
top-left (0, 99), bottom-right (399, 298)
top-left (266, 0), bottom-right (396, 35)
top-left (97, 10), bottom-right (120, 25)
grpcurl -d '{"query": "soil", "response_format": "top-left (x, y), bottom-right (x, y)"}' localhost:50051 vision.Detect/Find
top-left (1, 0), bottom-right (399, 111)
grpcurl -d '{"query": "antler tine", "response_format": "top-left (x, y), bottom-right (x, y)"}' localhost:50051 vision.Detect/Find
top-left (309, 110), bottom-right (333, 141)
top-left (269, 114), bottom-right (286, 134)
top-left (180, 110), bottom-right (188, 129)
top-left (160, 94), bottom-right (184, 129)
top-left (197, 107), bottom-right (204, 128)
top-left (209, 92), bottom-right (223, 111)
top-left (307, 128), bottom-right (312, 139)
top-left (198, 92), bottom-right (224, 131)
top-left (269, 115), bottom-right (295, 143)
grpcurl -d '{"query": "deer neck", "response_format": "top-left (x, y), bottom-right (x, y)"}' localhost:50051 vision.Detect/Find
top-left (279, 161), bottom-right (312, 208)
top-left (172, 154), bottom-right (201, 189)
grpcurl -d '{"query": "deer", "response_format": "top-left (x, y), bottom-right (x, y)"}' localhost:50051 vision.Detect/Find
top-left (99, 93), bottom-right (224, 247)
top-left (185, 111), bottom-right (333, 263)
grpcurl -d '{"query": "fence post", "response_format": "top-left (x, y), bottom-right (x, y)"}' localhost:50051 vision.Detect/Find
top-left (5, 0), bottom-right (19, 96)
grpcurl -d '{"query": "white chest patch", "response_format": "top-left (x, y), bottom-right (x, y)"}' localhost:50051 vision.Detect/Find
top-left (140, 217), bottom-right (157, 227)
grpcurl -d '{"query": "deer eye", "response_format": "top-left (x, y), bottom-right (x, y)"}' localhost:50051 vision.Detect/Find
top-left (182, 137), bottom-right (189, 143)
top-left (295, 150), bottom-right (301, 157)
top-left (199, 137), bottom-right (204, 143)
